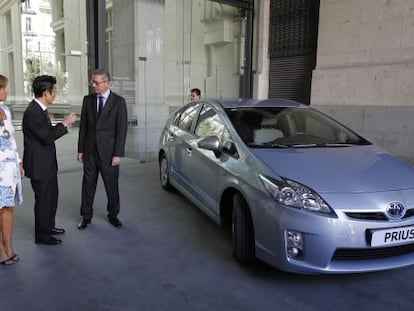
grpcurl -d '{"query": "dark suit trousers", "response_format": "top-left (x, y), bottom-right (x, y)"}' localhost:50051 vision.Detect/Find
top-left (80, 147), bottom-right (120, 220)
top-left (30, 176), bottom-right (58, 239)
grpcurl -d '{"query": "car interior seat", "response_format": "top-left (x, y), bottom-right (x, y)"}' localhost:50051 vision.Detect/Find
top-left (254, 128), bottom-right (284, 144)
top-left (253, 115), bottom-right (285, 144)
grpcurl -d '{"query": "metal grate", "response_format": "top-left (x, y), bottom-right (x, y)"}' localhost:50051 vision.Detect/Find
top-left (333, 243), bottom-right (414, 260)
top-left (270, 0), bottom-right (320, 58)
top-left (268, 55), bottom-right (314, 103)
top-left (345, 209), bottom-right (414, 221)
top-left (268, 0), bottom-right (320, 105)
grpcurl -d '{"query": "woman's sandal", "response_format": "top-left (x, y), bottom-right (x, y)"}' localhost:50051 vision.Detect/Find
top-left (0, 258), bottom-right (14, 265)
top-left (10, 254), bottom-right (19, 262)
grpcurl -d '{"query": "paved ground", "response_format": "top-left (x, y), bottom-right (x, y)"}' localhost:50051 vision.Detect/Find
top-left (1, 128), bottom-right (414, 311)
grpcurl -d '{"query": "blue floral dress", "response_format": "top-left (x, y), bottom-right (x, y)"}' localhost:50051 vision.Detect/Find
top-left (0, 104), bottom-right (23, 207)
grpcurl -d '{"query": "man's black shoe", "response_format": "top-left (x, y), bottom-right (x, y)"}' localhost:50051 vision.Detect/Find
top-left (77, 218), bottom-right (91, 230)
top-left (108, 215), bottom-right (122, 228)
top-left (35, 236), bottom-right (62, 245)
top-left (52, 228), bottom-right (65, 235)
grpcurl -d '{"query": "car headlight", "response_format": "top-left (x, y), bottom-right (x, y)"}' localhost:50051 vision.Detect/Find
top-left (259, 175), bottom-right (334, 215)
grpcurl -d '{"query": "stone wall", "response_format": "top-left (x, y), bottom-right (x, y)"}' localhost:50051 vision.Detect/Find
top-left (313, 104), bottom-right (414, 165)
top-left (311, 0), bottom-right (414, 163)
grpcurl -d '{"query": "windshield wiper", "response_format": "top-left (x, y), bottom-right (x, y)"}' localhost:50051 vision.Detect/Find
top-left (251, 141), bottom-right (371, 149)
top-left (315, 142), bottom-right (371, 147)
top-left (297, 142), bottom-right (372, 148)
top-left (248, 142), bottom-right (290, 148)
top-left (266, 142), bottom-right (354, 148)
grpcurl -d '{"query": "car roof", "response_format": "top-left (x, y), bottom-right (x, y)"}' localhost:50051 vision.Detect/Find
top-left (202, 98), bottom-right (307, 109)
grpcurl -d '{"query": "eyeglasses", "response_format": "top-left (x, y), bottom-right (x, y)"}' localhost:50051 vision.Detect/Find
top-left (90, 80), bottom-right (108, 86)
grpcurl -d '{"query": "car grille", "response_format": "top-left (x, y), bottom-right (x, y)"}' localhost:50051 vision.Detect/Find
top-left (332, 243), bottom-right (414, 260)
top-left (345, 208), bottom-right (414, 221)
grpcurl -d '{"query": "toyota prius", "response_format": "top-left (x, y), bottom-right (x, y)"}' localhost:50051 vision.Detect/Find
top-left (158, 99), bottom-right (414, 274)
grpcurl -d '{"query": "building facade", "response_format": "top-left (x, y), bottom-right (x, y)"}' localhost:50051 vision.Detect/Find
top-left (1, 0), bottom-right (413, 163)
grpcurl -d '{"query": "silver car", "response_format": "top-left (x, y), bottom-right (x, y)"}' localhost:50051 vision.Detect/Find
top-left (158, 99), bottom-right (414, 274)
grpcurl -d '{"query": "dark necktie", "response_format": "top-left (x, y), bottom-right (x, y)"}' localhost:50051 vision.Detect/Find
top-left (98, 96), bottom-right (104, 117)
top-left (44, 109), bottom-right (50, 121)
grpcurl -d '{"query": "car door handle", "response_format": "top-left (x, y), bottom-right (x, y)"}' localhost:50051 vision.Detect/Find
top-left (186, 147), bottom-right (192, 156)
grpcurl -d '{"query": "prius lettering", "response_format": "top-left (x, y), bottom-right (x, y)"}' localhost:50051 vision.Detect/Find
top-left (384, 228), bottom-right (414, 243)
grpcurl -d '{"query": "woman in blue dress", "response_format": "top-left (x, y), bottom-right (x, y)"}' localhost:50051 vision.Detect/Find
top-left (0, 74), bottom-right (23, 265)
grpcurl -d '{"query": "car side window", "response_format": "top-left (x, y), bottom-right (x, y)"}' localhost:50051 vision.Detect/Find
top-left (175, 104), bottom-right (200, 132)
top-left (194, 105), bottom-right (231, 146)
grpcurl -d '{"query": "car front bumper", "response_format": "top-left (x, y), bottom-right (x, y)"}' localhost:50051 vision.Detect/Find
top-left (251, 189), bottom-right (414, 274)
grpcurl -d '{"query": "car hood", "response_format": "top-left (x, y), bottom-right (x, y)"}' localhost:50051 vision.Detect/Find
top-left (251, 145), bottom-right (414, 193)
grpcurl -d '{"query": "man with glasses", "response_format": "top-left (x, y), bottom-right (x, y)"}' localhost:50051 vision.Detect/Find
top-left (23, 75), bottom-right (77, 245)
top-left (77, 69), bottom-right (128, 230)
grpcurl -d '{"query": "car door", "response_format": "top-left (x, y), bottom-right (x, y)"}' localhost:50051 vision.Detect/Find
top-left (168, 103), bottom-right (202, 191)
top-left (181, 104), bottom-right (231, 217)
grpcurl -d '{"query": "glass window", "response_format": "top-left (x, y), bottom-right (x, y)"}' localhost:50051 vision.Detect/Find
top-left (195, 104), bottom-right (230, 146)
top-left (227, 107), bottom-right (369, 146)
top-left (25, 0), bottom-right (31, 10)
top-left (175, 104), bottom-right (200, 132)
top-left (106, 7), bottom-right (113, 74)
top-left (0, 0), bottom-right (253, 160)
top-left (0, 0), bottom-right (88, 119)
top-left (25, 17), bottom-right (32, 32)
top-left (165, 1), bottom-right (248, 107)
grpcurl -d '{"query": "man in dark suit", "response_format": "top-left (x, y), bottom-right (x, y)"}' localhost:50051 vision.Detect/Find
top-left (77, 69), bottom-right (128, 230)
top-left (23, 75), bottom-right (77, 245)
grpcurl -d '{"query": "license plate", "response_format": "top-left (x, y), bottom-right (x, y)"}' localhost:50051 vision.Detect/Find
top-left (370, 225), bottom-right (414, 247)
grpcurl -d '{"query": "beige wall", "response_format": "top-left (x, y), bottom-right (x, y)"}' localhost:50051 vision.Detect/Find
top-left (312, 0), bottom-right (414, 164)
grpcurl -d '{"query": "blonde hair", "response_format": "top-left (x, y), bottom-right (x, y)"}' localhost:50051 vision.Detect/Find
top-left (0, 74), bottom-right (8, 89)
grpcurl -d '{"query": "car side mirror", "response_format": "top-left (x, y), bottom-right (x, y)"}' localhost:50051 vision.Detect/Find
top-left (198, 136), bottom-right (221, 157)
top-left (222, 140), bottom-right (238, 157)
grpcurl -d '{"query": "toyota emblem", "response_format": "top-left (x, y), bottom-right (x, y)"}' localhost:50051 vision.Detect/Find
top-left (386, 201), bottom-right (406, 220)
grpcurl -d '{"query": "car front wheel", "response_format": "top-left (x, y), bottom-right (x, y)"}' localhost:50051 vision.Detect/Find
top-left (159, 154), bottom-right (173, 191)
top-left (232, 193), bottom-right (255, 264)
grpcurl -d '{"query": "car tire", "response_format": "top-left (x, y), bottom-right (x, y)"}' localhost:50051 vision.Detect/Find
top-left (232, 193), bottom-right (255, 264)
top-left (159, 154), bottom-right (174, 191)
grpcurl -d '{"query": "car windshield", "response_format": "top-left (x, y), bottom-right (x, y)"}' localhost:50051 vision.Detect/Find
top-left (226, 107), bottom-right (371, 148)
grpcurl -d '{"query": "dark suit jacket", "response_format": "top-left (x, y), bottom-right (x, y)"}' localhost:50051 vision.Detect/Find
top-left (77, 90), bottom-right (128, 164)
top-left (22, 100), bottom-right (68, 180)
